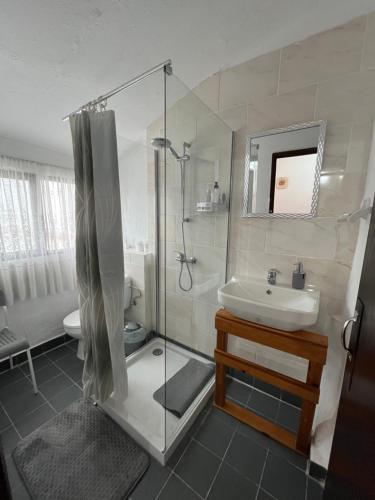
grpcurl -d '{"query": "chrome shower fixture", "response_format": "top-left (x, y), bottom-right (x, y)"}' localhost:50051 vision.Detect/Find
top-left (151, 136), bottom-right (195, 292)
top-left (151, 137), bottom-right (190, 162)
top-left (175, 252), bottom-right (196, 265)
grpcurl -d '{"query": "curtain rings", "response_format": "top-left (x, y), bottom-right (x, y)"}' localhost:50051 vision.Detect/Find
top-left (80, 97), bottom-right (107, 114)
top-left (99, 98), bottom-right (107, 113)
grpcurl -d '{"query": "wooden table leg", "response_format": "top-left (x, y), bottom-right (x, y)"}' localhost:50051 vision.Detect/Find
top-left (296, 361), bottom-right (323, 454)
top-left (215, 330), bottom-right (228, 407)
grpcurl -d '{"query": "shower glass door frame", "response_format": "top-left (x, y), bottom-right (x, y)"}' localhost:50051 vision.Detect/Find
top-left (82, 61), bottom-right (234, 465)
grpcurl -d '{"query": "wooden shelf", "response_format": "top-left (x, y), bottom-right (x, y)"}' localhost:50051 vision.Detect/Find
top-left (214, 309), bottom-right (328, 456)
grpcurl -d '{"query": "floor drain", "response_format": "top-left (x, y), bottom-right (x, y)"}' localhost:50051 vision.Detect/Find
top-left (153, 348), bottom-right (163, 356)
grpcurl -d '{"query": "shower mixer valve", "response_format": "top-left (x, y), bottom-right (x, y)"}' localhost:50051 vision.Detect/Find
top-left (175, 251), bottom-right (196, 264)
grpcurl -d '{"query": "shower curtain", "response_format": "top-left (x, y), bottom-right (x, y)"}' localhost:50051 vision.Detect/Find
top-left (70, 110), bottom-right (127, 403)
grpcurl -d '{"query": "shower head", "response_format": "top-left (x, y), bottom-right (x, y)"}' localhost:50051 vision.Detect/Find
top-left (150, 137), bottom-right (172, 150)
top-left (150, 137), bottom-right (185, 161)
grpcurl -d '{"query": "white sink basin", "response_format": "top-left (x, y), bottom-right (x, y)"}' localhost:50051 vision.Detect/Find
top-left (218, 276), bottom-right (320, 332)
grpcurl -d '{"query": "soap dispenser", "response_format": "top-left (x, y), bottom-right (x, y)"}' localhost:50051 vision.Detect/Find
top-left (292, 262), bottom-right (305, 290)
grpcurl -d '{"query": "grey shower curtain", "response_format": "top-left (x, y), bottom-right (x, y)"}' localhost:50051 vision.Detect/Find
top-left (70, 110), bottom-right (127, 402)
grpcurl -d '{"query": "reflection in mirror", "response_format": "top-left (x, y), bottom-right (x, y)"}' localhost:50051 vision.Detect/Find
top-left (243, 121), bottom-right (326, 218)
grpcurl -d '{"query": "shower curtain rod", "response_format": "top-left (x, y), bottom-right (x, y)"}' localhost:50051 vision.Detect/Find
top-left (62, 59), bottom-right (172, 121)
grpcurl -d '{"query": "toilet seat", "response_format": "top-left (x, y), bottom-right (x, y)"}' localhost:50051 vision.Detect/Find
top-left (63, 309), bottom-right (81, 337)
top-left (63, 274), bottom-right (131, 360)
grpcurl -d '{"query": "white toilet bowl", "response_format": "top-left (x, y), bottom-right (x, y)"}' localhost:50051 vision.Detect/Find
top-left (63, 309), bottom-right (84, 359)
top-left (63, 275), bottom-right (132, 360)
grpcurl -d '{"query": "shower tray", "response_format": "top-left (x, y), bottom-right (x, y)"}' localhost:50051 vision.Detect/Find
top-left (101, 337), bottom-right (214, 465)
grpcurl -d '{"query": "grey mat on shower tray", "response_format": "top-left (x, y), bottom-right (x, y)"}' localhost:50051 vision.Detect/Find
top-left (13, 398), bottom-right (150, 500)
top-left (153, 358), bottom-right (215, 417)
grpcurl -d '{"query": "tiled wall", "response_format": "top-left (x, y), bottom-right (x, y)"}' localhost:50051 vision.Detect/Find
top-left (193, 13), bottom-right (375, 467)
top-left (146, 85), bottom-right (232, 357)
top-left (124, 249), bottom-right (153, 332)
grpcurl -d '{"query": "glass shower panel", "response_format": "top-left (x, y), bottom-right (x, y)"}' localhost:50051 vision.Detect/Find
top-left (162, 74), bottom-right (233, 450)
top-left (102, 69), bottom-right (168, 458)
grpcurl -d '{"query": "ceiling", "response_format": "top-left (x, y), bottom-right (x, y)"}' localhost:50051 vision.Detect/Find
top-left (1, 0), bottom-right (374, 164)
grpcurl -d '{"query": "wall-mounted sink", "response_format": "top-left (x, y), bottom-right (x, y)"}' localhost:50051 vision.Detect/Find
top-left (218, 276), bottom-right (320, 332)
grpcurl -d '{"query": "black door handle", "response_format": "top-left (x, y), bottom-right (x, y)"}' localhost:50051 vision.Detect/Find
top-left (341, 310), bottom-right (359, 361)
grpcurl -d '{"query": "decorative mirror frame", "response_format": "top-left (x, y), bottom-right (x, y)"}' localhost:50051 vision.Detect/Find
top-left (242, 120), bottom-right (327, 219)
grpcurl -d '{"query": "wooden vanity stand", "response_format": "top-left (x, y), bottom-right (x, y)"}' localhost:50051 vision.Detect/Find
top-left (214, 309), bottom-right (328, 456)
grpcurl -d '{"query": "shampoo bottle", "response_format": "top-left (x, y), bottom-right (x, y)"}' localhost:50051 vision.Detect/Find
top-left (212, 181), bottom-right (220, 204)
top-left (206, 184), bottom-right (212, 203)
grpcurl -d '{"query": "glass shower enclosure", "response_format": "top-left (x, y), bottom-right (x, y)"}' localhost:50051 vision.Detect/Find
top-left (100, 62), bottom-right (233, 464)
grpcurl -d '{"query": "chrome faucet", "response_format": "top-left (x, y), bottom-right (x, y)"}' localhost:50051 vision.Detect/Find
top-left (267, 268), bottom-right (280, 285)
top-left (175, 251), bottom-right (197, 264)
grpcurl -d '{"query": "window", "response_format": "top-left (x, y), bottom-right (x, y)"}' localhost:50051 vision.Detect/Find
top-left (40, 177), bottom-right (75, 252)
top-left (0, 162), bottom-right (75, 259)
top-left (0, 172), bottom-right (37, 257)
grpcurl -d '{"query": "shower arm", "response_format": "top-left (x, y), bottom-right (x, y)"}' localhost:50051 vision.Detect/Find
top-left (62, 60), bottom-right (172, 121)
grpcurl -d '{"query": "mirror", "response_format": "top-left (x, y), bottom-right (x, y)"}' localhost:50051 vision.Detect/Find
top-left (243, 120), bottom-right (326, 218)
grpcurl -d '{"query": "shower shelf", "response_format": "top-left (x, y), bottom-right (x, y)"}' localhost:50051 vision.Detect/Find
top-left (195, 209), bottom-right (228, 217)
top-left (195, 202), bottom-right (229, 215)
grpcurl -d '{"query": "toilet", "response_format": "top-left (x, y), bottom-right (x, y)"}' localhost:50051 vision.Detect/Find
top-left (63, 275), bottom-right (132, 360)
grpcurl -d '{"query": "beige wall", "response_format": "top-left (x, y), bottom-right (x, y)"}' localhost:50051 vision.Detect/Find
top-left (146, 85), bottom-right (232, 358)
top-left (124, 250), bottom-right (153, 332)
top-left (193, 13), bottom-right (375, 467)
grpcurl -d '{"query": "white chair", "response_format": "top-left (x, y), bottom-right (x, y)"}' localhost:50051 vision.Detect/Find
top-left (0, 290), bottom-right (38, 394)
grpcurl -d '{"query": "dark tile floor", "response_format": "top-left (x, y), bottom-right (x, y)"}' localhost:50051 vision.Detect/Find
top-left (0, 342), bottom-right (324, 500)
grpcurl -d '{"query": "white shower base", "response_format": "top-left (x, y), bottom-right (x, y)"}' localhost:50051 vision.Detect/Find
top-left (101, 337), bottom-right (214, 465)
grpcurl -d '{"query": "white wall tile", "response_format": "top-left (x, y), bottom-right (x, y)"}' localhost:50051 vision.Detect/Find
top-left (218, 105), bottom-right (247, 131)
top-left (362, 12), bottom-right (375, 70)
top-left (247, 85), bottom-right (317, 133)
top-left (255, 351), bottom-right (307, 381)
top-left (318, 173), bottom-right (364, 216)
top-left (346, 121), bottom-right (373, 173)
top-left (165, 314), bottom-right (192, 346)
top-left (159, 265), bottom-right (177, 293)
top-left (214, 215), bottom-right (230, 248)
top-left (302, 258), bottom-right (351, 301)
top-left (231, 219), bottom-right (268, 252)
top-left (176, 215), bottom-right (215, 246)
top-left (335, 222), bottom-right (360, 266)
top-left (265, 220), bottom-right (337, 260)
top-left (125, 294), bottom-right (146, 326)
top-left (192, 244), bottom-right (226, 277)
top-left (125, 263), bottom-right (145, 291)
top-left (219, 50), bottom-right (280, 109)
top-left (322, 124), bottom-right (351, 172)
top-left (191, 301), bottom-right (217, 356)
top-left (165, 292), bottom-right (193, 319)
top-left (228, 337), bottom-right (257, 363)
top-left (193, 72), bottom-right (220, 112)
top-left (235, 250), bottom-right (297, 285)
top-left (279, 17), bottom-right (366, 94)
top-left (315, 69), bottom-right (375, 125)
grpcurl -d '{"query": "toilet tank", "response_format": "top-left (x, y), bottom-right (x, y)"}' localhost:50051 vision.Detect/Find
top-left (124, 274), bottom-right (132, 310)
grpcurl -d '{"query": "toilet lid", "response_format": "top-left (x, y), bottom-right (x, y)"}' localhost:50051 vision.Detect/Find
top-left (63, 309), bottom-right (81, 329)
top-left (124, 321), bottom-right (141, 332)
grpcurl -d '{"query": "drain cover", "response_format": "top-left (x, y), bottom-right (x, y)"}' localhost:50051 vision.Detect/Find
top-left (152, 348), bottom-right (163, 356)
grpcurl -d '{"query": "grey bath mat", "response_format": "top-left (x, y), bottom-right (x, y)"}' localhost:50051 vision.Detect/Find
top-left (12, 398), bottom-right (149, 500)
top-left (154, 358), bottom-right (214, 417)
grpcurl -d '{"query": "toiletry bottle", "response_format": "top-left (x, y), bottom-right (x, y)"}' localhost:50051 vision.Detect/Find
top-left (206, 184), bottom-right (212, 203)
top-left (292, 262), bottom-right (305, 290)
top-left (212, 181), bottom-right (220, 204)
